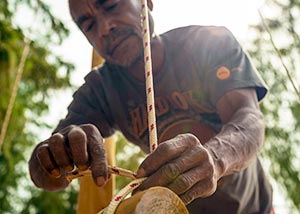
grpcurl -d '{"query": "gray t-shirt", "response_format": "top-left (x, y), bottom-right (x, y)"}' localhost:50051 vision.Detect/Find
top-left (56, 25), bottom-right (272, 213)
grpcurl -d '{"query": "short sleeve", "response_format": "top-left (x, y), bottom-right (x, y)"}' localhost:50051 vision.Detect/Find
top-left (201, 27), bottom-right (267, 107)
top-left (54, 70), bottom-right (115, 137)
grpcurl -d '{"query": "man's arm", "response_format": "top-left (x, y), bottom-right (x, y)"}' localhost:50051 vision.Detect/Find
top-left (206, 88), bottom-right (264, 177)
top-left (135, 88), bottom-right (265, 204)
top-left (29, 70), bottom-right (116, 191)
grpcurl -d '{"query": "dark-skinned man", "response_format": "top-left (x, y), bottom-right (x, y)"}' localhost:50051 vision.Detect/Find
top-left (29, 0), bottom-right (273, 213)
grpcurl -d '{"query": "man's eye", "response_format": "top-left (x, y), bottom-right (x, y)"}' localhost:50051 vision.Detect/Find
top-left (85, 21), bottom-right (95, 32)
top-left (105, 3), bottom-right (118, 12)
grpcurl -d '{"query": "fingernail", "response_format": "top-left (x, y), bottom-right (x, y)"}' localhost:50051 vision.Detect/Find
top-left (136, 168), bottom-right (146, 178)
top-left (50, 169), bottom-right (60, 177)
top-left (96, 176), bottom-right (106, 186)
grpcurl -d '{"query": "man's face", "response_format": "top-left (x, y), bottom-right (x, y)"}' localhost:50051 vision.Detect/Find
top-left (69, 0), bottom-right (151, 67)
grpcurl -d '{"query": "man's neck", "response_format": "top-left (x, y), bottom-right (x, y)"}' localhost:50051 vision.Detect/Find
top-left (127, 35), bottom-right (165, 81)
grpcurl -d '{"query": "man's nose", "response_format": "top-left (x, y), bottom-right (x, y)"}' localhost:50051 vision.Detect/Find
top-left (97, 18), bottom-right (116, 37)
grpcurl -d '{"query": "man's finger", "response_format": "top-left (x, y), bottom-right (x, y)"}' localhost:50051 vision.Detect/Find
top-left (68, 127), bottom-right (89, 171)
top-left (48, 133), bottom-right (74, 172)
top-left (137, 134), bottom-right (200, 178)
top-left (180, 177), bottom-right (217, 205)
top-left (135, 147), bottom-right (207, 192)
top-left (168, 162), bottom-right (212, 195)
top-left (81, 124), bottom-right (107, 186)
top-left (135, 162), bottom-right (180, 193)
top-left (36, 144), bottom-right (60, 177)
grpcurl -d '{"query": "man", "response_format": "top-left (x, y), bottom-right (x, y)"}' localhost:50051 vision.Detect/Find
top-left (29, 0), bottom-right (273, 213)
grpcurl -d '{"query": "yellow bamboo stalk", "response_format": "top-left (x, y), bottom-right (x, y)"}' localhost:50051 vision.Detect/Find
top-left (0, 39), bottom-right (31, 151)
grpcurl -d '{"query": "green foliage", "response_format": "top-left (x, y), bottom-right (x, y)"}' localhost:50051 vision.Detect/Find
top-left (0, 0), bottom-right (77, 213)
top-left (247, 0), bottom-right (300, 211)
top-left (21, 185), bottom-right (78, 214)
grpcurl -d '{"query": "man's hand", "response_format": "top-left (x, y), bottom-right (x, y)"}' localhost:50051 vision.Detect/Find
top-left (29, 124), bottom-right (107, 191)
top-left (135, 133), bottom-right (223, 205)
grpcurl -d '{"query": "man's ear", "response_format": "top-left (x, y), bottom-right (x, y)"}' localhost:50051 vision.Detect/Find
top-left (147, 0), bottom-right (153, 11)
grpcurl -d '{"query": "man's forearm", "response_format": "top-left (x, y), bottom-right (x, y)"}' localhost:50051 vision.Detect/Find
top-left (204, 107), bottom-right (265, 178)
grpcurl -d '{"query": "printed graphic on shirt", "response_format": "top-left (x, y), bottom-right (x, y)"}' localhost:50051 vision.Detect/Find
top-left (127, 89), bottom-right (220, 145)
top-left (159, 119), bottom-right (217, 143)
top-left (216, 66), bottom-right (231, 80)
top-left (216, 66), bottom-right (243, 80)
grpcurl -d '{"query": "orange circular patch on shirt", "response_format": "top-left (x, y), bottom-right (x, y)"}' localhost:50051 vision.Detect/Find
top-left (216, 66), bottom-right (231, 80)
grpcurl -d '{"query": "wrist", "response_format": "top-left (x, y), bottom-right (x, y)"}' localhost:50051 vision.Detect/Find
top-left (204, 139), bottom-right (227, 180)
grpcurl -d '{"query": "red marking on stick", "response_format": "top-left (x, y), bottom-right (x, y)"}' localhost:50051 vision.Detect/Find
top-left (130, 183), bottom-right (139, 188)
top-left (144, 29), bottom-right (147, 34)
top-left (152, 144), bottom-right (156, 151)
top-left (115, 196), bottom-right (122, 202)
top-left (148, 87), bottom-right (152, 94)
top-left (146, 56), bottom-right (149, 61)
top-left (111, 168), bottom-right (120, 174)
top-left (145, 42), bottom-right (148, 47)
top-left (147, 71), bottom-right (150, 77)
top-left (149, 104), bottom-right (153, 111)
top-left (150, 124), bottom-right (154, 131)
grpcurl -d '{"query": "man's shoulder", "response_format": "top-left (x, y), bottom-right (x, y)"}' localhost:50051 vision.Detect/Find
top-left (160, 25), bottom-right (238, 62)
top-left (162, 25), bottom-right (233, 40)
top-left (83, 64), bottom-right (111, 83)
top-left (161, 25), bottom-right (237, 54)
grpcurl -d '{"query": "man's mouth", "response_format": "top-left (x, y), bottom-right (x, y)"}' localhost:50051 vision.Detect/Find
top-left (107, 34), bottom-right (132, 56)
